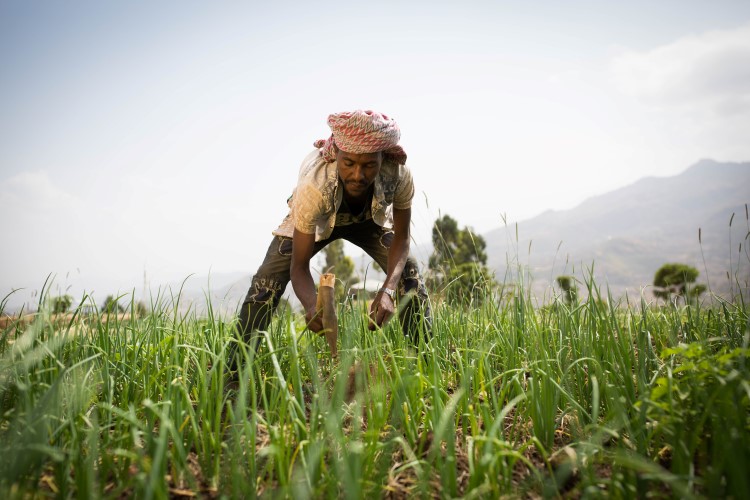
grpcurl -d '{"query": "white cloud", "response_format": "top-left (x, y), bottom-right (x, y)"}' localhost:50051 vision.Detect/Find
top-left (1, 170), bottom-right (82, 215)
top-left (611, 23), bottom-right (750, 116)
top-left (0, 171), bottom-right (127, 297)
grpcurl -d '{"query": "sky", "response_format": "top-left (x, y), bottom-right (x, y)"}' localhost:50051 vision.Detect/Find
top-left (2, 0), bottom-right (749, 309)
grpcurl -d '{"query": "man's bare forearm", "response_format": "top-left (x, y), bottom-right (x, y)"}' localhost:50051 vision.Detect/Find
top-left (383, 235), bottom-right (409, 290)
top-left (291, 229), bottom-right (319, 317)
top-left (383, 207), bottom-right (412, 291)
top-left (291, 265), bottom-right (317, 315)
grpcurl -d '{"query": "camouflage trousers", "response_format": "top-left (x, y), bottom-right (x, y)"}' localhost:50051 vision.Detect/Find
top-left (236, 219), bottom-right (431, 358)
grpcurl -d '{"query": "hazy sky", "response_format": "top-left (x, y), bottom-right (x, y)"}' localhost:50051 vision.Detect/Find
top-left (2, 0), bottom-right (749, 307)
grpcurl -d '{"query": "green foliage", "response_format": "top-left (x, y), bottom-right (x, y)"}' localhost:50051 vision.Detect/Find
top-left (441, 262), bottom-right (495, 304)
top-left (323, 239), bottom-right (359, 301)
top-left (429, 214), bottom-right (487, 269)
top-left (1, 278), bottom-right (747, 498)
top-left (101, 295), bottom-right (125, 313)
top-left (429, 214), bottom-right (460, 268)
top-left (653, 262), bottom-right (706, 304)
top-left (133, 301), bottom-right (148, 318)
top-left (555, 275), bottom-right (578, 306)
top-left (276, 297), bottom-right (293, 314)
top-left (644, 343), bottom-right (750, 497)
top-left (50, 295), bottom-right (73, 314)
top-left (429, 214), bottom-right (494, 302)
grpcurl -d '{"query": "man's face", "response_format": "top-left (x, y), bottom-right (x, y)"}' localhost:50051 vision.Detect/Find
top-left (336, 149), bottom-right (383, 198)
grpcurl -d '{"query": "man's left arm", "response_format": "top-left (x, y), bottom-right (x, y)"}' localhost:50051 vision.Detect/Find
top-left (370, 207), bottom-right (411, 329)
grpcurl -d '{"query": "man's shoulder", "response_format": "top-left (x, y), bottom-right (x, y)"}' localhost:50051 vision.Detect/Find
top-left (292, 150), bottom-right (338, 214)
top-left (298, 150), bottom-right (337, 188)
top-left (380, 159), bottom-right (411, 180)
top-left (298, 149), bottom-right (325, 175)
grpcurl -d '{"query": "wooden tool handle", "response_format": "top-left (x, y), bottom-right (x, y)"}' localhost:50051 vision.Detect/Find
top-left (317, 273), bottom-right (338, 358)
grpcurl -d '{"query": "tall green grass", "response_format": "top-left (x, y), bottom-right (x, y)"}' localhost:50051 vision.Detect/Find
top-left (1, 274), bottom-right (748, 498)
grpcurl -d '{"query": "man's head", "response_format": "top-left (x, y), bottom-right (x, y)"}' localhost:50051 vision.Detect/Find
top-left (336, 149), bottom-right (383, 198)
top-left (314, 110), bottom-right (407, 165)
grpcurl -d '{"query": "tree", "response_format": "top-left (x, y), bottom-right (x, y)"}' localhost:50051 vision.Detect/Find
top-left (51, 295), bottom-right (73, 314)
top-left (428, 214), bottom-right (494, 302)
top-left (653, 263), bottom-right (706, 305)
top-left (556, 275), bottom-right (578, 306)
top-left (133, 301), bottom-right (148, 318)
top-left (323, 239), bottom-right (359, 301)
top-left (429, 214), bottom-right (488, 269)
top-left (102, 295), bottom-right (125, 314)
top-left (429, 215), bottom-right (460, 269)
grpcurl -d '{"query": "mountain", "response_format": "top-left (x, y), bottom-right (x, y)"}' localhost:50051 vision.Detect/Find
top-left (484, 160), bottom-right (750, 302)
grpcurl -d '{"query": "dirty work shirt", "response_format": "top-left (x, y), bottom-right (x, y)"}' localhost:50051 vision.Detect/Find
top-left (273, 149), bottom-right (415, 241)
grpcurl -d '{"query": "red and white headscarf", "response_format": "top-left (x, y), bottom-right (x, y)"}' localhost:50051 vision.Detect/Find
top-left (314, 110), bottom-right (407, 164)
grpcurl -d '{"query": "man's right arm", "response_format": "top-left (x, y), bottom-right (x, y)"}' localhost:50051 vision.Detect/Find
top-left (291, 228), bottom-right (323, 332)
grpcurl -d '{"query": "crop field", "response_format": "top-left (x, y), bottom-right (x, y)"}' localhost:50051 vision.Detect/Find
top-left (1, 278), bottom-right (748, 499)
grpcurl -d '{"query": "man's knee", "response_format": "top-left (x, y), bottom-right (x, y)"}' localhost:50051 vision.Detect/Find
top-left (243, 276), bottom-right (284, 307)
top-left (238, 275), bottom-right (285, 339)
top-left (399, 259), bottom-right (428, 298)
top-left (397, 260), bottom-right (432, 341)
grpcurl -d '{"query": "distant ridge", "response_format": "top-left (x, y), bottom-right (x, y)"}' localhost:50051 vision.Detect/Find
top-left (484, 160), bottom-right (750, 302)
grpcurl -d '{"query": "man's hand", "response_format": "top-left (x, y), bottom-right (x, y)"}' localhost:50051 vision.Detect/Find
top-left (305, 306), bottom-right (324, 334)
top-left (369, 207), bottom-right (410, 330)
top-left (369, 290), bottom-right (395, 330)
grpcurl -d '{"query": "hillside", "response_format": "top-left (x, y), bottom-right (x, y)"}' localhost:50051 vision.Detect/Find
top-left (484, 159), bottom-right (750, 302)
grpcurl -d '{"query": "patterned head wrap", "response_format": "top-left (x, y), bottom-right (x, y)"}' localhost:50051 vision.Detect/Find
top-left (314, 110), bottom-right (407, 164)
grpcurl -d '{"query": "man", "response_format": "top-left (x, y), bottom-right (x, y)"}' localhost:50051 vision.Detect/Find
top-left (236, 110), bottom-right (431, 359)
